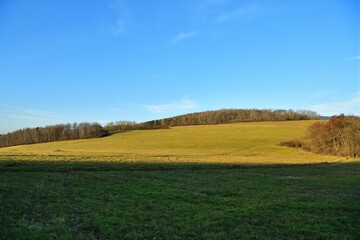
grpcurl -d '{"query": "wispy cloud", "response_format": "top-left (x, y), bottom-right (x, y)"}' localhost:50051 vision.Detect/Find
top-left (3, 114), bottom-right (57, 122)
top-left (349, 55), bottom-right (360, 61)
top-left (96, 119), bottom-right (113, 126)
top-left (204, 0), bottom-right (228, 5)
top-left (109, 18), bottom-right (127, 35)
top-left (0, 105), bottom-right (67, 123)
top-left (310, 92), bottom-right (360, 116)
top-left (145, 99), bottom-right (199, 114)
top-left (108, 107), bottom-right (123, 113)
top-left (105, 1), bottom-right (131, 36)
top-left (196, 0), bottom-right (228, 19)
top-left (217, 4), bottom-right (261, 22)
top-left (310, 89), bottom-right (335, 99)
top-left (170, 32), bottom-right (198, 44)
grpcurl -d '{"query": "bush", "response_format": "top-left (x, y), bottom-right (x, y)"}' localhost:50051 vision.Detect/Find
top-left (307, 115), bottom-right (360, 158)
top-left (278, 140), bottom-right (302, 148)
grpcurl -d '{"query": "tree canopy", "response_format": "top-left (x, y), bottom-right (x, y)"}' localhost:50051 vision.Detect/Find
top-left (0, 122), bottom-right (108, 148)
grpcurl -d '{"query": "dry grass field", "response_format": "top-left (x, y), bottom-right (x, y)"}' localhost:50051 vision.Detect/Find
top-left (0, 120), bottom-right (343, 164)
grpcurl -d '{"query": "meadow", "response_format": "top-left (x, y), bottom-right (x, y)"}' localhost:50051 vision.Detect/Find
top-left (1, 121), bottom-right (359, 239)
top-left (0, 120), bottom-right (339, 164)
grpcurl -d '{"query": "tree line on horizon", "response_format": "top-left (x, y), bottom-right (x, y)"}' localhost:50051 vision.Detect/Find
top-left (103, 109), bottom-right (319, 133)
top-left (136, 109), bottom-right (319, 130)
top-left (0, 122), bottom-right (108, 148)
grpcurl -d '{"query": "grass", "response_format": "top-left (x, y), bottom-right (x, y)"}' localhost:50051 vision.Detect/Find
top-left (1, 120), bottom-right (359, 239)
top-left (1, 161), bottom-right (359, 239)
top-left (0, 120), bottom-right (340, 164)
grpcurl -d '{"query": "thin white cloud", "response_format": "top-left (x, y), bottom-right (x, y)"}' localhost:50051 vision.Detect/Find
top-left (349, 55), bottom-right (360, 61)
top-left (204, 0), bottom-right (228, 5)
top-left (3, 114), bottom-right (59, 122)
top-left (146, 99), bottom-right (199, 114)
top-left (195, 0), bottom-right (228, 21)
top-left (170, 32), bottom-right (198, 44)
top-left (217, 4), bottom-right (260, 22)
top-left (106, 1), bottom-right (130, 36)
top-left (96, 120), bottom-right (113, 126)
top-left (109, 18), bottom-right (127, 35)
top-left (310, 92), bottom-right (360, 116)
top-left (310, 89), bottom-right (335, 99)
top-left (108, 107), bottom-right (123, 113)
top-left (0, 105), bottom-right (66, 121)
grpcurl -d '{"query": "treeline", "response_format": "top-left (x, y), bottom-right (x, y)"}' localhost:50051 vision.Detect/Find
top-left (104, 121), bottom-right (138, 132)
top-left (137, 109), bottom-right (319, 129)
top-left (0, 122), bottom-right (108, 148)
top-left (307, 115), bottom-right (360, 158)
top-left (104, 109), bottom-right (319, 133)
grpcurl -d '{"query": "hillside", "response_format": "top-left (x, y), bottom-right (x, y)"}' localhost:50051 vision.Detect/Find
top-left (0, 120), bottom-right (340, 164)
top-left (137, 108), bottom-right (319, 129)
top-left (0, 108), bottom-right (319, 148)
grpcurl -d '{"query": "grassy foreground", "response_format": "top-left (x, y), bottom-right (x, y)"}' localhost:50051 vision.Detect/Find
top-left (1, 121), bottom-right (359, 239)
top-left (1, 161), bottom-right (359, 239)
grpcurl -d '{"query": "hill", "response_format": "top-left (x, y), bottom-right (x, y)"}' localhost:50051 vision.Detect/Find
top-left (0, 108), bottom-right (319, 148)
top-left (137, 108), bottom-right (319, 129)
top-left (0, 120), bottom-right (339, 164)
top-left (104, 108), bottom-right (319, 132)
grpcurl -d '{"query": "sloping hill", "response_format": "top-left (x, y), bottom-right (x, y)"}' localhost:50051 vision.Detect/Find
top-left (0, 120), bottom-right (339, 164)
top-left (137, 109), bottom-right (319, 129)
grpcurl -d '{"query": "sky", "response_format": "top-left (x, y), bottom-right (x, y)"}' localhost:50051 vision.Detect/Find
top-left (0, 0), bottom-right (359, 133)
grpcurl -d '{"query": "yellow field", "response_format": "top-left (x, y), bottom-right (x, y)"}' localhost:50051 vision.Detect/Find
top-left (0, 120), bottom-right (345, 164)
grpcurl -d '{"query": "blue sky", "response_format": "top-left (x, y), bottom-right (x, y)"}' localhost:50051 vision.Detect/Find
top-left (0, 0), bottom-right (359, 133)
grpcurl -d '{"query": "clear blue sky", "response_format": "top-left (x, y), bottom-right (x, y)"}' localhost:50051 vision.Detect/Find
top-left (0, 0), bottom-right (359, 133)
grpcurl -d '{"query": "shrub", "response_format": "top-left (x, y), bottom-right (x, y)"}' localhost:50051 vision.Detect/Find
top-left (278, 140), bottom-right (303, 148)
top-left (307, 115), bottom-right (360, 158)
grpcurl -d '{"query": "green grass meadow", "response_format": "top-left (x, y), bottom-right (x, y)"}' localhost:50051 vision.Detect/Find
top-left (1, 121), bottom-right (359, 239)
